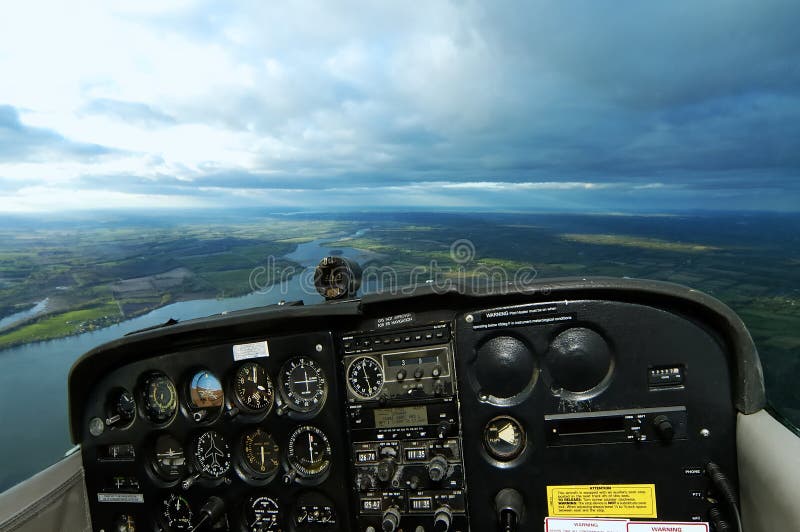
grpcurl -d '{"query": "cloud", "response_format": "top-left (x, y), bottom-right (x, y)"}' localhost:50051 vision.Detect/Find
top-left (0, 0), bottom-right (798, 212)
top-left (81, 99), bottom-right (176, 127)
top-left (0, 105), bottom-right (114, 162)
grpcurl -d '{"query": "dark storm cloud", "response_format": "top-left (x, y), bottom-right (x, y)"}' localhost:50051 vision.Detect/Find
top-left (3, 0), bottom-right (799, 211)
top-left (161, 0), bottom-right (800, 193)
top-left (0, 105), bottom-right (114, 162)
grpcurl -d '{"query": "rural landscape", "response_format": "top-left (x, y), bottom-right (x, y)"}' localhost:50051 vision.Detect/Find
top-left (0, 211), bottom-right (798, 424)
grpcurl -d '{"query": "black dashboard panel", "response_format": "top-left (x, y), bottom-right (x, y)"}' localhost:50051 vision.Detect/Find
top-left (69, 278), bottom-right (765, 532)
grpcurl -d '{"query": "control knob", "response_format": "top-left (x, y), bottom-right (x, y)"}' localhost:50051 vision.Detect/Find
top-left (376, 457), bottom-right (397, 484)
top-left (653, 415), bottom-right (675, 441)
top-left (495, 488), bottom-right (525, 532)
top-left (381, 506), bottom-right (401, 532)
top-left (427, 455), bottom-right (449, 482)
top-left (433, 505), bottom-right (453, 532)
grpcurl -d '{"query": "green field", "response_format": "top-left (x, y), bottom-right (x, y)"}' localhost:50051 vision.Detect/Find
top-left (1, 213), bottom-right (798, 419)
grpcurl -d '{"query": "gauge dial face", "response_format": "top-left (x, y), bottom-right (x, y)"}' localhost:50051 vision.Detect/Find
top-left (143, 373), bottom-right (178, 423)
top-left (192, 430), bottom-right (231, 478)
top-left (234, 362), bottom-right (275, 413)
top-left (160, 493), bottom-right (193, 531)
top-left (244, 496), bottom-right (280, 531)
top-left (347, 356), bottom-right (384, 399)
top-left (114, 389), bottom-right (136, 421)
top-left (152, 434), bottom-right (186, 481)
top-left (279, 357), bottom-right (327, 414)
top-left (187, 369), bottom-right (224, 414)
top-left (483, 415), bottom-right (526, 461)
top-left (241, 428), bottom-right (280, 479)
top-left (287, 425), bottom-right (332, 479)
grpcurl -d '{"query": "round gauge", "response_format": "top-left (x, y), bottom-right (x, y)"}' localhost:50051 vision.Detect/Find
top-left (160, 493), bottom-right (193, 531)
top-left (346, 356), bottom-right (384, 399)
top-left (106, 388), bottom-right (136, 426)
top-left (483, 415), bottom-right (526, 461)
top-left (278, 357), bottom-right (328, 415)
top-left (192, 430), bottom-right (231, 478)
top-left (152, 434), bottom-right (187, 481)
top-left (186, 369), bottom-right (224, 422)
top-left (243, 495), bottom-right (281, 531)
top-left (240, 428), bottom-right (280, 479)
top-left (142, 372), bottom-right (178, 424)
top-left (234, 362), bottom-right (275, 414)
top-left (286, 425), bottom-right (332, 480)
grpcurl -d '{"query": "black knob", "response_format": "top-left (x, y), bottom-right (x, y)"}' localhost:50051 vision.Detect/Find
top-left (396, 370), bottom-right (406, 381)
top-left (381, 506), bottom-right (401, 532)
top-left (414, 367), bottom-right (424, 380)
top-left (376, 458), bottom-right (397, 483)
top-left (113, 514), bottom-right (136, 532)
top-left (495, 488), bottom-right (524, 532)
top-left (427, 455), bottom-right (448, 482)
top-left (437, 421), bottom-right (452, 439)
top-left (653, 415), bottom-right (675, 441)
top-left (433, 505), bottom-right (453, 532)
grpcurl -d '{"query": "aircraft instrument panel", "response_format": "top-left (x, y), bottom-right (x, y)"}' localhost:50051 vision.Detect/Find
top-left (68, 278), bottom-right (762, 531)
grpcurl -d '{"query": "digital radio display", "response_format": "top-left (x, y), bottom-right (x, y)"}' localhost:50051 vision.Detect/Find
top-left (373, 405), bottom-right (428, 428)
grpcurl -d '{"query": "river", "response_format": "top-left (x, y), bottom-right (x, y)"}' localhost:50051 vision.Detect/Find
top-left (0, 233), bottom-right (376, 492)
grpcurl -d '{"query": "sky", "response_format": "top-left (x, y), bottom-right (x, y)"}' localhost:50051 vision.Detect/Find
top-left (0, 0), bottom-right (798, 213)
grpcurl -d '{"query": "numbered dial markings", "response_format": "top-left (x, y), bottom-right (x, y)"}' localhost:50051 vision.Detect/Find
top-left (279, 357), bottom-right (328, 414)
top-left (192, 430), bottom-right (231, 478)
top-left (234, 362), bottom-right (275, 413)
top-left (347, 356), bottom-right (384, 399)
top-left (152, 434), bottom-right (186, 481)
top-left (241, 428), bottom-right (280, 478)
top-left (160, 493), bottom-right (193, 531)
top-left (142, 373), bottom-right (178, 424)
top-left (287, 425), bottom-right (332, 479)
top-left (244, 496), bottom-right (281, 531)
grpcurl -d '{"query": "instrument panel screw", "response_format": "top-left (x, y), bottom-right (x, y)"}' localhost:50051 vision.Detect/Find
top-left (700, 428), bottom-right (711, 438)
top-left (315, 344), bottom-right (323, 352)
top-left (465, 314), bottom-right (474, 323)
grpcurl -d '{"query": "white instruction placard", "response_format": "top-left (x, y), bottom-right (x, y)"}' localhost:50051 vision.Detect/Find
top-left (627, 523), bottom-right (709, 532)
top-left (545, 518), bottom-right (629, 532)
top-left (232, 340), bottom-right (270, 361)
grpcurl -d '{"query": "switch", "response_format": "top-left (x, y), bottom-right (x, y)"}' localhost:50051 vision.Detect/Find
top-left (495, 488), bottom-right (524, 532)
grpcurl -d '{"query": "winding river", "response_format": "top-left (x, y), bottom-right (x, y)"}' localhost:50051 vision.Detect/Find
top-left (0, 233), bottom-right (376, 492)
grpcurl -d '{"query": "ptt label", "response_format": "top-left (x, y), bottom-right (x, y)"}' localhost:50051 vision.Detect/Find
top-left (232, 340), bottom-right (269, 361)
top-left (547, 484), bottom-right (657, 518)
top-left (627, 523), bottom-right (708, 532)
top-left (545, 517), bottom-right (629, 532)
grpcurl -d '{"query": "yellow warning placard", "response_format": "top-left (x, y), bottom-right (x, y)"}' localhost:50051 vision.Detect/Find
top-left (547, 484), bottom-right (657, 518)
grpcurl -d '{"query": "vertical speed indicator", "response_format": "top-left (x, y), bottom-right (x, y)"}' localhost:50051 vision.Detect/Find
top-left (346, 356), bottom-right (384, 400)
